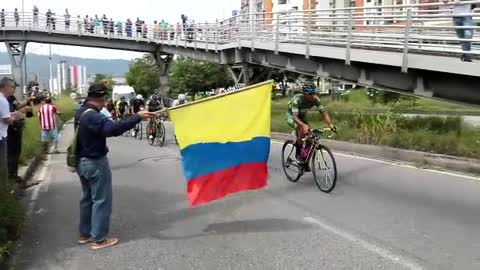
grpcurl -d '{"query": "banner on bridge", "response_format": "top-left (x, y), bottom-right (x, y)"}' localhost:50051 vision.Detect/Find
top-left (169, 81), bottom-right (273, 206)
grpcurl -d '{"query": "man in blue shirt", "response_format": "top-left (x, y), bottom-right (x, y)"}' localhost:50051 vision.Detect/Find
top-left (75, 83), bottom-right (155, 250)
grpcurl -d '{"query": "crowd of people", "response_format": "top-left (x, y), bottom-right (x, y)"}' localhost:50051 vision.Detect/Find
top-left (0, 77), bottom-right (60, 194)
top-left (0, 6), bottom-right (204, 41)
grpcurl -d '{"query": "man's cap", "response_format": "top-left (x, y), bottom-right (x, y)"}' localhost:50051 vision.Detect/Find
top-left (87, 83), bottom-right (108, 98)
top-left (0, 77), bottom-right (19, 88)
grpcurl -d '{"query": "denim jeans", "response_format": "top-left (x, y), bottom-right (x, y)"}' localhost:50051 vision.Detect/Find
top-left (453, 16), bottom-right (475, 54)
top-left (77, 156), bottom-right (112, 243)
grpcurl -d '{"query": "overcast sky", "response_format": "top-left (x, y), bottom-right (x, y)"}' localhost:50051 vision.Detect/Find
top-left (0, 0), bottom-right (239, 60)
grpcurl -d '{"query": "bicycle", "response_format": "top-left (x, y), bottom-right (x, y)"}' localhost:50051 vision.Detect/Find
top-left (131, 120), bottom-right (143, 140)
top-left (146, 114), bottom-right (166, 146)
top-left (281, 128), bottom-right (338, 193)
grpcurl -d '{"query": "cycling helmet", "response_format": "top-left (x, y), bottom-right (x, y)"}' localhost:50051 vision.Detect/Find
top-left (151, 94), bottom-right (158, 100)
top-left (178, 94), bottom-right (186, 101)
top-left (302, 83), bottom-right (317, 93)
top-left (136, 94), bottom-right (143, 100)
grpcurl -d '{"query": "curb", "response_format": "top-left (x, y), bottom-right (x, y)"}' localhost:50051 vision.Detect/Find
top-left (19, 119), bottom-right (73, 188)
top-left (271, 132), bottom-right (480, 174)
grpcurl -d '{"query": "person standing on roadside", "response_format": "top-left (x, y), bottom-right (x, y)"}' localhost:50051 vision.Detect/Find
top-left (75, 83), bottom-right (155, 250)
top-left (38, 97), bottom-right (60, 154)
top-left (7, 90), bottom-right (33, 185)
top-left (0, 78), bottom-right (26, 190)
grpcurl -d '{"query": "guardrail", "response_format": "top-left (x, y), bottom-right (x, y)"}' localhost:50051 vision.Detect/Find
top-left (0, 1), bottom-right (479, 68)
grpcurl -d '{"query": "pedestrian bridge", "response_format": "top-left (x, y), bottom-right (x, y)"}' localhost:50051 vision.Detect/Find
top-left (1, 1), bottom-right (480, 105)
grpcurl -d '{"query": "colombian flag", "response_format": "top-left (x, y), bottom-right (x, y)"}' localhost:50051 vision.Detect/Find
top-left (169, 81), bottom-right (272, 206)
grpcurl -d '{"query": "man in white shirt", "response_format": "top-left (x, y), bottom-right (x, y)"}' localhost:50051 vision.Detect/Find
top-left (0, 78), bottom-right (25, 189)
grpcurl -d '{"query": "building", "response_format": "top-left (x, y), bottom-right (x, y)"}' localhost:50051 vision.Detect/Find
top-left (49, 62), bottom-right (88, 95)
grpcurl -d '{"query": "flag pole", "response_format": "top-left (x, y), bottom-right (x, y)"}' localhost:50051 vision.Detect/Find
top-left (155, 80), bottom-right (274, 115)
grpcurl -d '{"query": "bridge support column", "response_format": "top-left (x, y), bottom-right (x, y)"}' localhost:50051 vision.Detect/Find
top-left (153, 53), bottom-right (173, 95)
top-left (5, 41), bottom-right (27, 98)
top-left (227, 64), bottom-right (253, 85)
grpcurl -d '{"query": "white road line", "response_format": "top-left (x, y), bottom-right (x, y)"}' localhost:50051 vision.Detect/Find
top-left (28, 154), bottom-right (51, 215)
top-left (271, 140), bottom-right (480, 181)
top-left (303, 217), bottom-right (424, 270)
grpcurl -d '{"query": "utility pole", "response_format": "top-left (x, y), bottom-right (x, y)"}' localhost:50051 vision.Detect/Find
top-left (49, 45), bottom-right (53, 92)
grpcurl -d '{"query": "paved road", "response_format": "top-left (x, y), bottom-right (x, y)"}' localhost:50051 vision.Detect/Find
top-left (10, 122), bottom-right (480, 270)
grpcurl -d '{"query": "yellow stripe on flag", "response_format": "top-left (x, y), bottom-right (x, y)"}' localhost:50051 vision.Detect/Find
top-left (169, 81), bottom-right (272, 150)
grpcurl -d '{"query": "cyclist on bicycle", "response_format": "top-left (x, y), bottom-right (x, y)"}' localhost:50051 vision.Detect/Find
top-left (129, 94), bottom-right (145, 136)
top-left (286, 82), bottom-right (336, 161)
top-left (115, 96), bottom-right (129, 119)
top-left (171, 93), bottom-right (188, 107)
top-left (146, 94), bottom-right (163, 140)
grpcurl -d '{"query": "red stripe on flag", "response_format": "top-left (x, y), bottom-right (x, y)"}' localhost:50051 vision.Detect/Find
top-left (187, 162), bottom-right (268, 206)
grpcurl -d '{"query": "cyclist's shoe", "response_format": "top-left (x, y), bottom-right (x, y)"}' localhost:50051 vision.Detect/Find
top-left (149, 135), bottom-right (154, 140)
top-left (304, 164), bottom-right (311, 172)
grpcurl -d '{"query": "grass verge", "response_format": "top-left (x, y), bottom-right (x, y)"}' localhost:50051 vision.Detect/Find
top-left (0, 96), bottom-right (77, 262)
top-left (272, 96), bottom-right (480, 160)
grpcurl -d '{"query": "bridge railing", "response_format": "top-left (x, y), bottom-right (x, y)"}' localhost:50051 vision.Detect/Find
top-left (0, 1), bottom-right (479, 65)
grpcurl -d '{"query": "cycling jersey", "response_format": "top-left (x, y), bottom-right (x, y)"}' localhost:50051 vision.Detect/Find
top-left (129, 98), bottom-right (144, 113)
top-left (115, 100), bottom-right (129, 113)
top-left (286, 94), bottom-right (325, 128)
top-left (147, 99), bottom-right (162, 112)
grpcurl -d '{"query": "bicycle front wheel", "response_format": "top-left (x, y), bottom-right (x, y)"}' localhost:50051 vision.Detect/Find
top-left (155, 121), bottom-right (166, 147)
top-left (281, 140), bottom-right (302, 183)
top-left (312, 144), bottom-right (337, 193)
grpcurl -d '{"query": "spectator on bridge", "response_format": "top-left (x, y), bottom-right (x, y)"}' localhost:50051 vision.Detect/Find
top-left (153, 20), bottom-right (159, 39)
top-left (142, 21), bottom-right (148, 38)
top-left (33, 6), bottom-right (39, 27)
top-left (125, 19), bottom-right (132, 37)
top-left (0, 9), bottom-right (4, 28)
top-left (74, 83), bottom-right (154, 250)
top-left (135, 18), bottom-right (142, 37)
top-left (64, 9), bottom-right (71, 31)
top-left (14, 8), bottom-right (19, 27)
top-left (109, 18), bottom-right (114, 35)
top-left (77, 15), bottom-right (82, 32)
top-left (444, 0), bottom-right (478, 62)
top-left (116, 20), bottom-right (123, 36)
top-left (94, 15), bottom-right (101, 34)
top-left (181, 14), bottom-right (188, 33)
top-left (176, 22), bottom-right (181, 39)
top-left (46, 9), bottom-right (52, 29)
top-left (84, 15), bottom-right (89, 32)
top-left (169, 24), bottom-right (174, 40)
top-left (102, 14), bottom-right (108, 35)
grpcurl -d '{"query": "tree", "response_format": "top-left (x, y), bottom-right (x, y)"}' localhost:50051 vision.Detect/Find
top-left (271, 70), bottom-right (299, 96)
top-left (125, 54), bottom-right (160, 97)
top-left (94, 73), bottom-right (116, 96)
top-left (169, 57), bottom-right (233, 100)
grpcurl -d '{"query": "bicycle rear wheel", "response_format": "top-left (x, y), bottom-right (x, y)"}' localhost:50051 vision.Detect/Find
top-left (281, 140), bottom-right (302, 182)
top-left (155, 121), bottom-right (166, 147)
top-left (312, 144), bottom-right (337, 193)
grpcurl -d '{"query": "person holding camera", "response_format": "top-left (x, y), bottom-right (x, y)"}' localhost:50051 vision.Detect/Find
top-left (7, 86), bottom-right (33, 184)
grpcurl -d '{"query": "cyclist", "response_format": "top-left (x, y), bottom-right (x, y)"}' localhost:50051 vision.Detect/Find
top-left (115, 96), bottom-right (129, 120)
top-left (129, 94), bottom-right (145, 136)
top-left (286, 82), bottom-right (336, 162)
top-left (146, 94), bottom-right (163, 140)
top-left (171, 94), bottom-right (187, 107)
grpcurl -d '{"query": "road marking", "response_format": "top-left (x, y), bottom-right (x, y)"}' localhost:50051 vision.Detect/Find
top-left (303, 217), bottom-right (424, 270)
top-left (271, 140), bottom-right (480, 181)
top-left (28, 154), bottom-right (51, 215)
